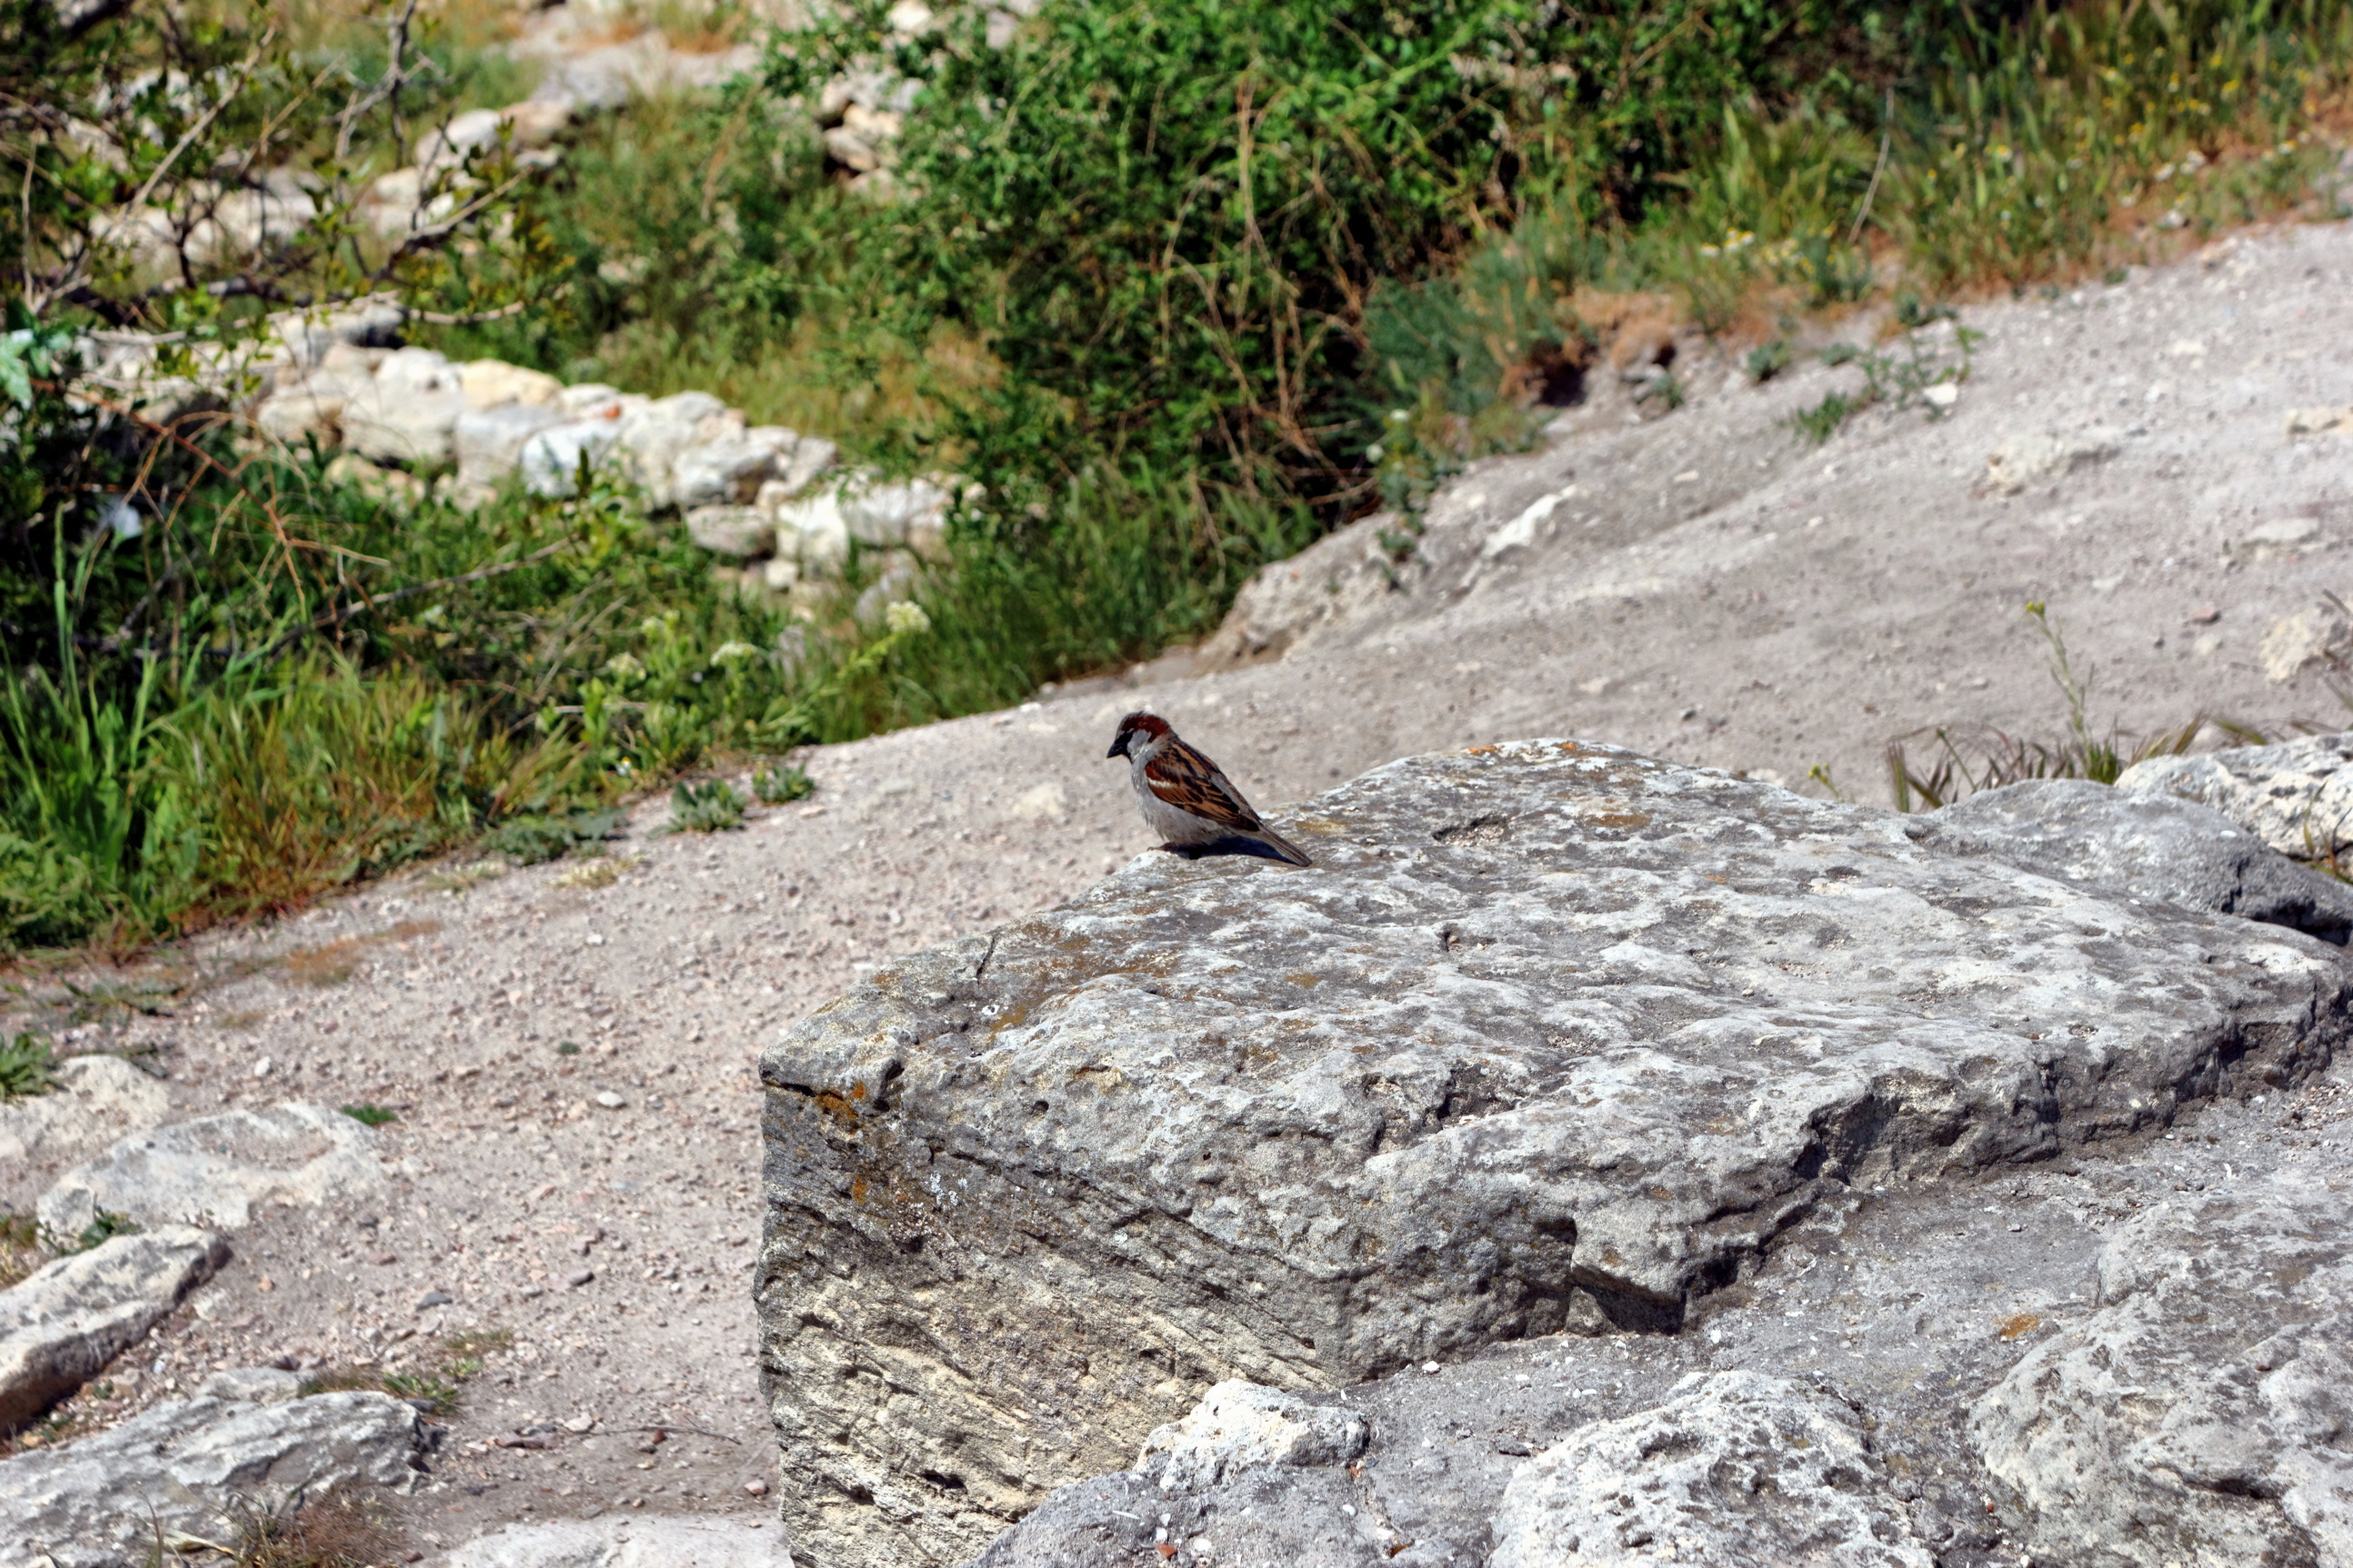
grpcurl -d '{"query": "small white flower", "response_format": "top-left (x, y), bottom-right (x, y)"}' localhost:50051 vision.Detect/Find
top-left (886, 602), bottom-right (931, 634)
top-left (603, 653), bottom-right (646, 681)
top-left (709, 641), bottom-right (761, 667)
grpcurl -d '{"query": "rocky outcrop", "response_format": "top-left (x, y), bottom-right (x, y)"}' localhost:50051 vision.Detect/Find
top-left (37, 1102), bottom-right (388, 1236)
top-left (2119, 731), bottom-right (2353, 863)
top-left (1969, 1145), bottom-right (2353, 1568)
top-left (0, 1389), bottom-right (427, 1568)
top-left (1489, 1372), bottom-right (1932, 1568)
top-left (1914, 776), bottom-right (2353, 943)
top-left (0, 1227), bottom-right (228, 1433)
top-left (757, 739), bottom-right (2349, 1567)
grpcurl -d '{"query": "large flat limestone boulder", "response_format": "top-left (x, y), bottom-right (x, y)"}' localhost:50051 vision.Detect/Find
top-left (0, 1227), bottom-right (228, 1433)
top-left (758, 741), bottom-right (2349, 1568)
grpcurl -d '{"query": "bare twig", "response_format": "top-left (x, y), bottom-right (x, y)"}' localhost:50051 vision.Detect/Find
top-left (125, 34), bottom-right (272, 219)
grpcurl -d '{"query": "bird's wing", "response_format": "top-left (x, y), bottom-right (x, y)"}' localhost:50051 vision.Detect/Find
top-left (1143, 740), bottom-right (1264, 832)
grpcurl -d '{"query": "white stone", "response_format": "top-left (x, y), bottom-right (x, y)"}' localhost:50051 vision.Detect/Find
top-left (1490, 1372), bottom-right (1933, 1568)
top-left (37, 1103), bottom-right (386, 1237)
top-left (1135, 1379), bottom-right (1367, 1493)
top-left (459, 404), bottom-right (569, 489)
top-left (523, 422), bottom-right (625, 497)
top-left (1984, 428), bottom-right (2119, 493)
top-left (342, 346), bottom-right (466, 465)
top-left (615, 392), bottom-right (732, 505)
top-left (2285, 406), bottom-right (2353, 436)
top-left (195, 1365), bottom-right (305, 1404)
top-left (0, 1228), bottom-right (228, 1433)
top-left (774, 487), bottom-right (851, 570)
top-left (2118, 731), bottom-right (2353, 860)
top-left (672, 437), bottom-right (784, 509)
top-left (254, 391), bottom-right (346, 448)
top-left (0, 1056), bottom-right (170, 1168)
top-left (841, 476), bottom-right (951, 547)
top-left (462, 360), bottom-right (565, 410)
top-left (501, 99), bottom-right (573, 149)
top-left (686, 505), bottom-right (776, 558)
top-left (2258, 609), bottom-right (2347, 684)
top-left (437, 1516), bottom-right (796, 1567)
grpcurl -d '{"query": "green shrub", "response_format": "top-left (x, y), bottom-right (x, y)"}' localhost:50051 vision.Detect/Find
top-left (0, 1033), bottom-right (58, 1100)
top-left (663, 780), bottom-right (746, 834)
top-left (339, 1104), bottom-right (398, 1127)
top-left (752, 765), bottom-right (813, 804)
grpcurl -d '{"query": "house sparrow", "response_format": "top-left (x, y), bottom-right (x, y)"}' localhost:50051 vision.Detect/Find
top-left (1106, 712), bottom-right (1313, 866)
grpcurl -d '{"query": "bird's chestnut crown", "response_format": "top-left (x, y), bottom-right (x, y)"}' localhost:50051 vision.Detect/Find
top-left (1106, 712), bottom-right (1171, 758)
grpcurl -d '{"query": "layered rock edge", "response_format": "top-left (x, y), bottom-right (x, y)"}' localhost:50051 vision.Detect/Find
top-left (757, 740), bottom-right (2348, 1567)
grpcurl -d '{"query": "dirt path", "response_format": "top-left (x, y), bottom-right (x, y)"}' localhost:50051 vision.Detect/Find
top-left (5, 215), bottom-right (2350, 1561)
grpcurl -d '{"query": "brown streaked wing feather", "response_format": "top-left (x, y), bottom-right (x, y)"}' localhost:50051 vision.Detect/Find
top-left (1143, 739), bottom-right (1262, 832)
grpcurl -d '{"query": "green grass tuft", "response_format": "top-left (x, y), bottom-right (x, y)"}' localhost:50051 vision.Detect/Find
top-left (662, 780), bottom-right (746, 834)
top-left (0, 1033), bottom-right (59, 1100)
top-left (339, 1104), bottom-right (398, 1127)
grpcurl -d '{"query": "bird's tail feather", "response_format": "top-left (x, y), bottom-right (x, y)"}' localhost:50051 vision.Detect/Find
top-left (1257, 826), bottom-right (1314, 867)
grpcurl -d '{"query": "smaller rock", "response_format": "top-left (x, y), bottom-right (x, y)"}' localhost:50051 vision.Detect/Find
top-left (594, 1091), bottom-right (626, 1110)
top-left (686, 504), bottom-right (776, 558)
top-left (195, 1366), bottom-right (305, 1405)
top-left (1914, 779), bottom-right (2353, 944)
top-left (2258, 607), bottom-right (2348, 684)
top-left (460, 360), bottom-right (564, 411)
top-left (343, 347), bottom-right (467, 465)
top-left (458, 404), bottom-right (567, 489)
top-left (417, 1289), bottom-right (454, 1309)
top-left (252, 1056), bottom-right (273, 1078)
top-left (2118, 731), bottom-right (2353, 861)
top-left (824, 104), bottom-right (904, 172)
top-left (439, 1517), bottom-right (796, 1567)
top-left (0, 1390), bottom-right (426, 1564)
top-left (2285, 406), bottom-right (2353, 436)
top-left (673, 437), bottom-right (787, 509)
top-left (0, 1228), bottom-right (229, 1433)
top-left (0, 1054), bottom-right (171, 1166)
top-left (254, 391), bottom-right (346, 448)
top-left (1489, 1371), bottom-right (1933, 1568)
top-left (1985, 428), bottom-right (2118, 493)
top-left (745, 1477), bottom-right (769, 1494)
top-left (38, 1102), bottom-right (385, 1238)
top-left (561, 1413), bottom-right (596, 1433)
top-left (500, 99), bottom-right (573, 149)
top-left (521, 421), bottom-right (622, 497)
top-left (566, 1267), bottom-right (594, 1288)
top-left (1135, 1379), bottom-right (1368, 1493)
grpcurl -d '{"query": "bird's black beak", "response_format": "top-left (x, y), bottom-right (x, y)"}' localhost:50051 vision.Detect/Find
top-left (1106, 734), bottom-right (1127, 759)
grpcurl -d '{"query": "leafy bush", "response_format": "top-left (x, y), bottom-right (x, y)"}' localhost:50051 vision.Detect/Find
top-left (752, 764), bottom-right (813, 804)
top-left (663, 779), bottom-right (747, 834)
top-left (0, 1033), bottom-right (59, 1100)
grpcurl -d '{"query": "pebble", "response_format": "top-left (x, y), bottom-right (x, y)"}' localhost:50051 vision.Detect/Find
top-left (417, 1289), bottom-right (454, 1308)
top-left (595, 1090), bottom-right (626, 1109)
top-left (566, 1267), bottom-right (595, 1286)
top-left (1423, 1361), bottom-right (1441, 1374)
top-left (745, 1479), bottom-right (769, 1495)
top-left (252, 1057), bottom-right (274, 1078)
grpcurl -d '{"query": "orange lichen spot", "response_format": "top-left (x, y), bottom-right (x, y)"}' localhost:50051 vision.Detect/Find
top-left (1998, 1313), bottom-right (2043, 1341)
top-left (851, 1175), bottom-right (869, 1205)
top-left (1285, 973), bottom-right (1321, 988)
top-left (814, 1091), bottom-right (861, 1130)
top-left (1467, 744), bottom-right (1502, 756)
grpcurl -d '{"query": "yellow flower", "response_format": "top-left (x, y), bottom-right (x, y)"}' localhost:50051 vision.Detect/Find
top-left (886, 602), bottom-right (931, 635)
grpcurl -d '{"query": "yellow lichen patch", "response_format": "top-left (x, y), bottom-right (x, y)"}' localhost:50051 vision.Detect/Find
top-left (1997, 1313), bottom-right (2043, 1341)
top-left (1581, 810), bottom-right (1654, 831)
top-left (1284, 973), bottom-right (1321, 988)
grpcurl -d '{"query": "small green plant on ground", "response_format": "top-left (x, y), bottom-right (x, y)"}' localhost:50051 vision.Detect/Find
top-left (752, 764), bottom-right (813, 805)
top-left (1791, 310), bottom-right (1982, 444)
top-left (303, 1326), bottom-right (505, 1422)
top-left (662, 780), bottom-right (746, 834)
top-left (66, 1210), bottom-right (137, 1253)
top-left (0, 1032), bottom-right (58, 1099)
top-left (483, 809), bottom-right (627, 866)
top-left (1885, 602), bottom-right (2255, 811)
top-left (0, 1210), bottom-right (39, 1291)
top-left (339, 1104), bottom-right (398, 1127)
top-left (1745, 340), bottom-right (1794, 383)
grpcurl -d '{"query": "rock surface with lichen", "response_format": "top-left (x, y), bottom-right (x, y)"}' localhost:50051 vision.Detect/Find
top-left (756, 739), bottom-right (2348, 1568)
